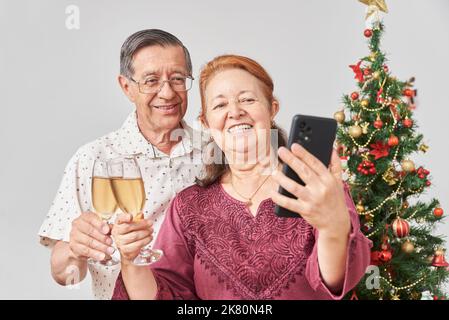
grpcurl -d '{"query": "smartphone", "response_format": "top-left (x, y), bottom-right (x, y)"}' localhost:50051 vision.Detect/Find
top-left (274, 114), bottom-right (337, 218)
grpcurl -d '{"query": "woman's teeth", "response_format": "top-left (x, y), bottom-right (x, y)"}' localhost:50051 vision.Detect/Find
top-left (228, 124), bottom-right (253, 134)
top-left (154, 104), bottom-right (176, 110)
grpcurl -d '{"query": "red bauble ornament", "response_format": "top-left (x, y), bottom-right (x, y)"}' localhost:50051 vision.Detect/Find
top-left (402, 118), bottom-right (413, 128)
top-left (374, 119), bottom-right (383, 129)
top-left (403, 89), bottom-right (415, 97)
top-left (392, 217), bottom-right (410, 238)
top-left (434, 208), bottom-right (444, 218)
top-left (370, 251), bottom-right (381, 265)
top-left (363, 68), bottom-right (371, 76)
top-left (379, 250), bottom-right (392, 263)
top-left (373, 113), bottom-right (384, 129)
top-left (388, 135), bottom-right (399, 147)
top-left (351, 92), bottom-right (359, 100)
top-left (383, 65), bottom-right (389, 72)
top-left (426, 180), bottom-right (432, 186)
top-left (364, 29), bottom-right (373, 37)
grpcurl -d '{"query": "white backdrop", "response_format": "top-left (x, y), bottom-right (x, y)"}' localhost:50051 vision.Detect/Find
top-left (1, 0), bottom-right (448, 299)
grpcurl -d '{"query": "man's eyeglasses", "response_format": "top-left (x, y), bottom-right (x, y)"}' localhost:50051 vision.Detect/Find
top-left (129, 75), bottom-right (194, 94)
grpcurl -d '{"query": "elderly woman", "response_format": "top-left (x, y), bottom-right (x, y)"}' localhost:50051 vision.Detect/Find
top-left (111, 55), bottom-right (372, 300)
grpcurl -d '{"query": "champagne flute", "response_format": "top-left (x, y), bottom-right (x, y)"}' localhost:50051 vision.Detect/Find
top-left (88, 160), bottom-right (119, 266)
top-left (108, 157), bottom-right (163, 266)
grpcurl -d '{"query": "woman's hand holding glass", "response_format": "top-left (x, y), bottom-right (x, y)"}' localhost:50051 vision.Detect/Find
top-left (112, 213), bottom-right (154, 264)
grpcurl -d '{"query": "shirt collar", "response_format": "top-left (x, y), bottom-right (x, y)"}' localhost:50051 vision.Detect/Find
top-left (112, 110), bottom-right (204, 158)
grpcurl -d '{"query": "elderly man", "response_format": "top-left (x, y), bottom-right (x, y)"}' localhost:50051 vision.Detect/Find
top-left (38, 29), bottom-right (205, 299)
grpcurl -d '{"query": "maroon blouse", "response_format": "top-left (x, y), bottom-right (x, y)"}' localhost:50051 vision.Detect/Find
top-left (112, 182), bottom-right (372, 300)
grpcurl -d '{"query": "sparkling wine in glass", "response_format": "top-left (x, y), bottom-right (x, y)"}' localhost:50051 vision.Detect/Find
top-left (89, 160), bottom-right (119, 266)
top-left (109, 157), bottom-right (163, 266)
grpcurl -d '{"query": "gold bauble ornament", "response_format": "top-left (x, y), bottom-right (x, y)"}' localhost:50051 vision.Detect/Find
top-left (369, 52), bottom-right (377, 62)
top-left (333, 110), bottom-right (346, 124)
top-left (402, 240), bottom-right (414, 254)
top-left (401, 159), bottom-right (415, 172)
top-left (349, 124), bottom-right (363, 138)
top-left (361, 99), bottom-right (369, 107)
top-left (373, 71), bottom-right (381, 79)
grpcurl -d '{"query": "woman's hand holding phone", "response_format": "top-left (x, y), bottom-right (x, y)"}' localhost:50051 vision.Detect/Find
top-left (271, 143), bottom-right (351, 239)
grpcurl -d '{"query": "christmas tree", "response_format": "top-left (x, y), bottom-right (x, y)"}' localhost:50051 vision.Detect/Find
top-left (335, 0), bottom-right (449, 300)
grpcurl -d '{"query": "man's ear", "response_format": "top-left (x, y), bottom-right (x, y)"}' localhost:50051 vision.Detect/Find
top-left (270, 99), bottom-right (280, 120)
top-left (118, 74), bottom-right (136, 102)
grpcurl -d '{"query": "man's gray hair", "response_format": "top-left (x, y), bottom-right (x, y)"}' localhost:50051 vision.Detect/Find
top-left (120, 29), bottom-right (192, 78)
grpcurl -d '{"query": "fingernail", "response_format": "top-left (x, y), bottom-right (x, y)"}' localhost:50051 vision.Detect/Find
top-left (97, 253), bottom-right (105, 260)
top-left (102, 225), bottom-right (110, 234)
top-left (294, 142), bottom-right (304, 150)
top-left (107, 247), bottom-right (115, 255)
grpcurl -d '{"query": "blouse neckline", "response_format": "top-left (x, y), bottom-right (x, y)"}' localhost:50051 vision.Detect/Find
top-left (217, 182), bottom-right (273, 219)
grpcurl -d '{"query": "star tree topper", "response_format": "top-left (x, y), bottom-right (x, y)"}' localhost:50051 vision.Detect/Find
top-left (359, 0), bottom-right (389, 28)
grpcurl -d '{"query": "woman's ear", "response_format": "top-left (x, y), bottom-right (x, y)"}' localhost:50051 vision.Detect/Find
top-left (198, 114), bottom-right (209, 129)
top-left (270, 99), bottom-right (280, 120)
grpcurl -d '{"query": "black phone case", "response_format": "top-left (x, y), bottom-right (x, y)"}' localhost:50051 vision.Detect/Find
top-left (274, 114), bottom-right (337, 218)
